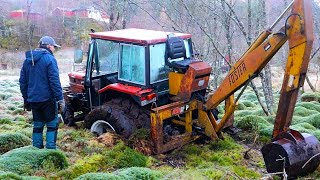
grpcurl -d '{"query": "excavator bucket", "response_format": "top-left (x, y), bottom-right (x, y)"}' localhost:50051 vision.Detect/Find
top-left (261, 130), bottom-right (320, 178)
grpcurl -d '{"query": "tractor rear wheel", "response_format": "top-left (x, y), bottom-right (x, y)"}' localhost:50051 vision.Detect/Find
top-left (84, 98), bottom-right (150, 138)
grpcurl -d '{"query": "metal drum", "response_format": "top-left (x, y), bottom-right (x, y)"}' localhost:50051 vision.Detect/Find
top-left (261, 130), bottom-right (320, 179)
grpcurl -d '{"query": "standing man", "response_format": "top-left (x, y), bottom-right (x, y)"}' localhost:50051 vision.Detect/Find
top-left (19, 36), bottom-right (65, 149)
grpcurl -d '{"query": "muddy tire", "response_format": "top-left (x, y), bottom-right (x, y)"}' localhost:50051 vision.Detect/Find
top-left (84, 98), bottom-right (150, 138)
top-left (62, 104), bottom-right (74, 125)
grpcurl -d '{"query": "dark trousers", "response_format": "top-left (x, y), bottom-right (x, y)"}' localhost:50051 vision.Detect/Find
top-left (31, 100), bottom-right (58, 149)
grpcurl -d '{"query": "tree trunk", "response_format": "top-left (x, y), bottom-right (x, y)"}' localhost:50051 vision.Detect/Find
top-left (259, 0), bottom-right (274, 115)
top-left (250, 82), bottom-right (270, 116)
top-left (306, 75), bottom-right (316, 92)
top-left (247, 0), bottom-right (252, 45)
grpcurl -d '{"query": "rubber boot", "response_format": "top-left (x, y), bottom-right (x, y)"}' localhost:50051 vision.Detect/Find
top-left (33, 121), bottom-right (45, 149)
top-left (46, 116), bottom-right (58, 149)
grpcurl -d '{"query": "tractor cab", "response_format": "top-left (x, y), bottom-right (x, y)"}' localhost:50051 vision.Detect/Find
top-left (79, 28), bottom-right (193, 108)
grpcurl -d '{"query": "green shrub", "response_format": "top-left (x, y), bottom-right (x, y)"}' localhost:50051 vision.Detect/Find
top-left (294, 106), bottom-right (319, 117)
top-left (12, 108), bottom-right (24, 115)
top-left (292, 113), bottom-right (320, 128)
top-left (57, 142), bottom-right (148, 179)
top-left (235, 110), bottom-right (251, 118)
top-left (75, 173), bottom-right (122, 180)
top-left (0, 118), bottom-right (12, 125)
top-left (13, 115), bottom-right (27, 122)
top-left (7, 105), bottom-right (16, 111)
top-left (0, 93), bottom-right (12, 100)
top-left (105, 142), bottom-right (148, 169)
top-left (75, 167), bottom-right (162, 180)
top-left (235, 115), bottom-right (270, 130)
top-left (236, 102), bottom-right (246, 110)
top-left (301, 92), bottom-right (320, 102)
top-left (16, 128), bottom-right (33, 138)
top-left (0, 146), bottom-right (68, 175)
top-left (241, 92), bottom-right (257, 101)
top-left (129, 128), bottom-right (150, 140)
top-left (209, 136), bottom-right (240, 151)
top-left (116, 167), bottom-right (162, 180)
top-left (5, 87), bottom-right (20, 94)
top-left (233, 166), bottom-right (260, 179)
top-left (0, 133), bottom-right (31, 154)
top-left (259, 125), bottom-right (273, 137)
top-left (296, 102), bottom-right (320, 112)
top-left (291, 122), bottom-right (317, 131)
top-left (0, 171), bottom-right (45, 180)
top-left (181, 143), bottom-right (202, 155)
top-left (0, 171), bottom-right (21, 180)
top-left (241, 100), bottom-right (256, 108)
top-left (56, 154), bottom-right (106, 179)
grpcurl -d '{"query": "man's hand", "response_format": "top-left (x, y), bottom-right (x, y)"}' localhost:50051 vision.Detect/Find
top-left (24, 101), bottom-right (31, 111)
top-left (57, 100), bottom-right (65, 114)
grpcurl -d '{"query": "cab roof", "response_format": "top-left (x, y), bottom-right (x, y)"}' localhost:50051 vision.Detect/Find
top-left (89, 28), bottom-right (192, 46)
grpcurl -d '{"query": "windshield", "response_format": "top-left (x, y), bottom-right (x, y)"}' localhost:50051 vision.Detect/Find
top-left (92, 39), bottom-right (119, 77)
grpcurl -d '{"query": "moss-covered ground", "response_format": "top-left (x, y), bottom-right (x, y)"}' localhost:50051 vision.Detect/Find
top-left (0, 79), bottom-right (319, 179)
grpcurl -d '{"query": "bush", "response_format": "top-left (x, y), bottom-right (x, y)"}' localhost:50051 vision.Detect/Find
top-left (56, 154), bottom-right (107, 179)
top-left (105, 141), bottom-right (148, 169)
top-left (294, 106), bottom-right (319, 117)
top-left (0, 118), bottom-right (13, 125)
top-left (209, 136), bottom-right (240, 151)
top-left (0, 93), bottom-right (12, 100)
top-left (235, 115), bottom-right (270, 130)
top-left (12, 108), bottom-right (24, 115)
top-left (236, 102), bottom-right (246, 110)
top-left (301, 92), bottom-right (320, 102)
top-left (235, 110), bottom-right (251, 118)
top-left (115, 167), bottom-right (162, 180)
top-left (296, 102), bottom-right (320, 112)
top-left (57, 142), bottom-right (148, 179)
top-left (0, 171), bottom-right (45, 180)
top-left (75, 173), bottom-right (122, 180)
top-left (0, 133), bottom-right (31, 154)
top-left (241, 92), bottom-right (257, 101)
top-left (241, 100), bottom-right (256, 108)
top-left (259, 125), bottom-right (273, 137)
top-left (291, 122), bottom-right (317, 131)
top-left (292, 113), bottom-right (320, 128)
top-left (0, 146), bottom-right (68, 175)
top-left (75, 167), bottom-right (162, 180)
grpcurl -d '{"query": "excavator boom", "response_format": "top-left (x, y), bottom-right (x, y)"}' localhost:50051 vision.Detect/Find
top-left (148, 0), bottom-right (319, 178)
top-left (203, 0), bottom-right (319, 178)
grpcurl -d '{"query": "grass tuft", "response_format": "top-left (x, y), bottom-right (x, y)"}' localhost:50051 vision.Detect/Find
top-left (0, 132), bottom-right (31, 154)
top-left (0, 146), bottom-right (68, 175)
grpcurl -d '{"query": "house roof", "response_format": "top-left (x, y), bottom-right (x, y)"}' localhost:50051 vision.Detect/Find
top-left (89, 28), bottom-right (192, 45)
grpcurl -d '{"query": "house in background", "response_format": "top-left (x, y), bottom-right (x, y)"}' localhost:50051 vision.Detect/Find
top-left (9, 10), bottom-right (42, 20)
top-left (73, 7), bottom-right (109, 23)
top-left (8, 7), bottom-right (109, 23)
top-left (52, 7), bottom-right (75, 17)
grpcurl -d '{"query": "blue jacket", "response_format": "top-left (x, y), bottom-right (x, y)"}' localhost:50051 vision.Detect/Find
top-left (19, 48), bottom-right (63, 103)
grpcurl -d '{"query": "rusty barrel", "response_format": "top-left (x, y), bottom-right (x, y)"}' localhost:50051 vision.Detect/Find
top-left (261, 130), bottom-right (320, 179)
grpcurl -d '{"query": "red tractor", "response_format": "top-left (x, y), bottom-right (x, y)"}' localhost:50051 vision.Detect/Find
top-left (63, 28), bottom-right (207, 138)
top-left (63, 0), bottom-right (320, 177)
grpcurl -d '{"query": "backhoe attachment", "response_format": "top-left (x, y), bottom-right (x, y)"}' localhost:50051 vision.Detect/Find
top-left (260, 0), bottom-right (320, 178)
